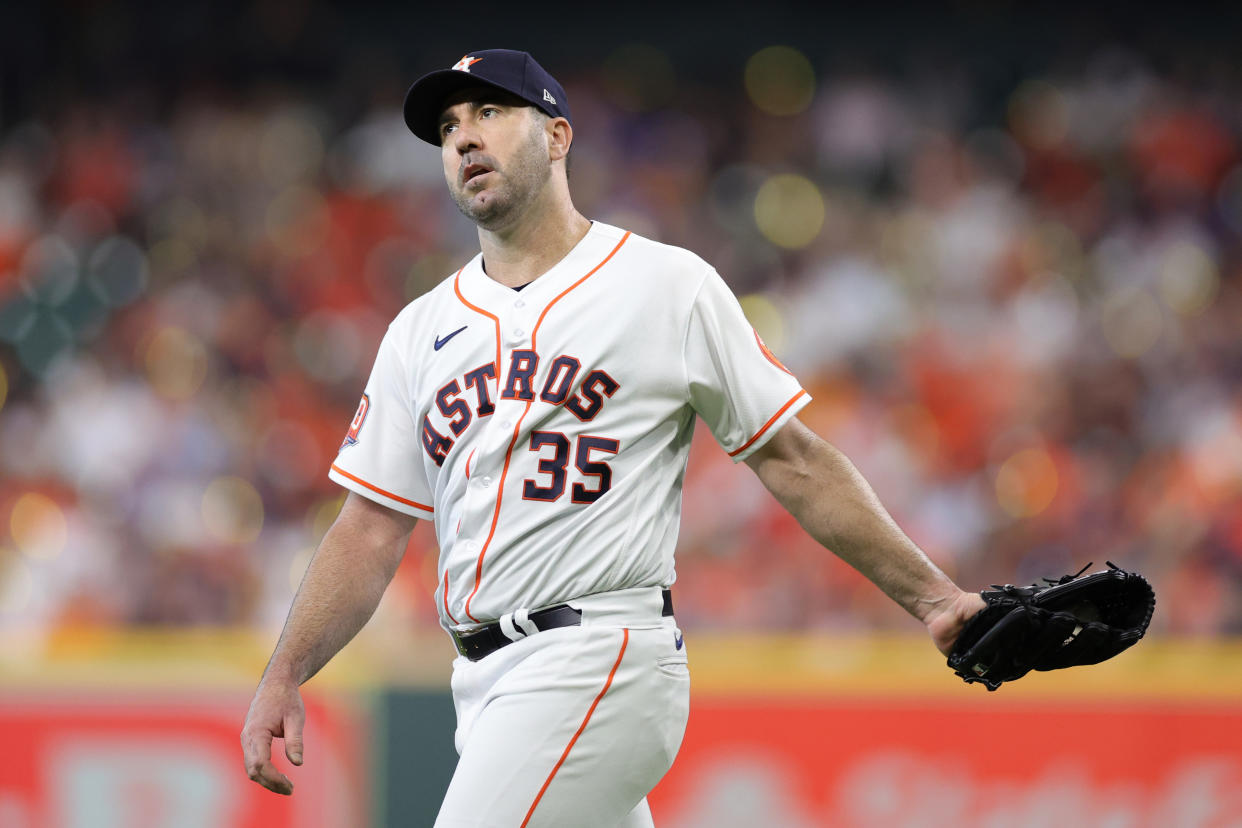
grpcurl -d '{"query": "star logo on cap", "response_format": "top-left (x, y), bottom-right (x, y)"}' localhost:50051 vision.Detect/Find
top-left (452, 55), bottom-right (482, 73)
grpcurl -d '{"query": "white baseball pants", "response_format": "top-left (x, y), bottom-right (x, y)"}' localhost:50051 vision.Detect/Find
top-left (434, 586), bottom-right (690, 827)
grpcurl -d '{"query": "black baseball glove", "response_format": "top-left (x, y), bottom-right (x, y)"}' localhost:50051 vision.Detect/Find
top-left (947, 562), bottom-right (1155, 691)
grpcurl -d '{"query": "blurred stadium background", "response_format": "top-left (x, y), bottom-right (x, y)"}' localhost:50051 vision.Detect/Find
top-left (2, 2), bottom-right (1241, 825)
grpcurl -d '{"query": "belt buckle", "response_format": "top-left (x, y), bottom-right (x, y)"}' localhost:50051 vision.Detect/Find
top-left (451, 629), bottom-right (469, 658)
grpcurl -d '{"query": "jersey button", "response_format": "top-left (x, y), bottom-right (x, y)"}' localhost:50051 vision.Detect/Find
top-left (514, 298), bottom-right (525, 308)
top-left (481, 476), bottom-right (492, 488)
top-left (513, 327), bottom-right (525, 338)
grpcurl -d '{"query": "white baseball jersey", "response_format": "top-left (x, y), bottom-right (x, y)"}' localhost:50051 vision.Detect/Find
top-left (328, 221), bottom-right (809, 628)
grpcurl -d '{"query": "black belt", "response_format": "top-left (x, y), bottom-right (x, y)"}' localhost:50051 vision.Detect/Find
top-left (452, 589), bottom-right (674, 662)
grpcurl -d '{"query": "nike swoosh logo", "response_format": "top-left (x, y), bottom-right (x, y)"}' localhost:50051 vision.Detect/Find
top-left (434, 326), bottom-right (468, 351)
top-left (675, 632), bottom-right (684, 651)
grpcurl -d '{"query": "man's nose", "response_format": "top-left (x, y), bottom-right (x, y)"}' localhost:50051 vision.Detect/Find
top-left (452, 121), bottom-right (482, 153)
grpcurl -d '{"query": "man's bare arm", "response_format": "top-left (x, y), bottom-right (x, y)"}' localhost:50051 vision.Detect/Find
top-left (241, 491), bottom-right (418, 794)
top-left (262, 491), bottom-right (418, 685)
top-left (745, 417), bottom-right (984, 654)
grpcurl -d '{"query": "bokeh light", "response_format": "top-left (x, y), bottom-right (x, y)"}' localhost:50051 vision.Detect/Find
top-left (738, 292), bottom-right (787, 353)
top-left (10, 492), bottom-right (68, 560)
top-left (754, 174), bottom-right (825, 249)
top-left (0, 362), bottom-right (7, 412)
top-left (145, 199), bottom-right (209, 281)
top-left (201, 476), bottom-right (265, 545)
top-left (21, 235), bottom-right (79, 304)
top-left (995, 447), bottom-right (1059, 518)
top-left (146, 236), bottom-right (198, 280)
top-left (143, 326), bottom-right (209, 400)
top-left (1019, 221), bottom-right (1086, 282)
top-left (292, 311), bottom-right (363, 385)
top-left (1158, 241), bottom-right (1219, 316)
top-left (87, 236), bottom-right (149, 307)
top-left (744, 46), bottom-right (816, 116)
top-left (306, 494), bottom-right (345, 540)
top-left (1099, 287), bottom-right (1164, 358)
top-left (147, 197), bottom-right (210, 252)
top-left (0, 295), bottom-right (37, 344)
top-left (15, 312), bottom-right (74, 375)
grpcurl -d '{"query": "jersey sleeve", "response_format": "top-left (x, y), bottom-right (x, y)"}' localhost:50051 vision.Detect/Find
top-left (328, 328), bottom-right (435, 518)
top-left (683, 267), bottom-right (811, 462)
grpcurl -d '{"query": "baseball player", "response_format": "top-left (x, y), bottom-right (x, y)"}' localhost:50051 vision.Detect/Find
top-left (241, 49), bottom-right (986, 826)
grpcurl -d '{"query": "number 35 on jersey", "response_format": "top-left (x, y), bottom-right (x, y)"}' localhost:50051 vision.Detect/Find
top-left (421, 347), bottom-right (622, 504)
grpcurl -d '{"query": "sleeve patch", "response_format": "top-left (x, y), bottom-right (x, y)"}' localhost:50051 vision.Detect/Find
top-left (754, 329), bottom-right (793, 375)
top-left (340, 393), bottom-right (370, 450)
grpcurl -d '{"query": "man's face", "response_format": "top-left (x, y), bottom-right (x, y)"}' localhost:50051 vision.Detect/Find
top-left (438, 88), bottom-right (551, 230)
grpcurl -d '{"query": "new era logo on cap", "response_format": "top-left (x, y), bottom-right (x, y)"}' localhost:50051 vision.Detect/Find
top-left (403, 49), bottom-right (572, 145)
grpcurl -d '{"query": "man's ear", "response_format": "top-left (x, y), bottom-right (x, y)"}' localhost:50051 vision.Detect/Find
top-left (547, 117), bottom-right (573, 162)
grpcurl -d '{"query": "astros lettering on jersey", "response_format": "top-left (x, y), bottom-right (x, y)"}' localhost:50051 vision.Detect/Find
top-left (329, 222), bottom-right (809, 629)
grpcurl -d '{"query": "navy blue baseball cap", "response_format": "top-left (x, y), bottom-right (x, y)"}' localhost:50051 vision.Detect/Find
top-left (403, 49), bottom-right (572, 145)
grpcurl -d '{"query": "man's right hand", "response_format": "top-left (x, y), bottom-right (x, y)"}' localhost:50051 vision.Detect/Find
top-left (240, 678), bottom-right (305, 795)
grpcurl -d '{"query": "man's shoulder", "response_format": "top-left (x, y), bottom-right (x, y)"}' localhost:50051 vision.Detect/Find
top-left (599, 222), bottom-right (713, 279)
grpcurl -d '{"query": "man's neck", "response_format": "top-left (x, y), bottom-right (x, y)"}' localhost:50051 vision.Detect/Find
top-left (477, 191), bottom-right (591, 288)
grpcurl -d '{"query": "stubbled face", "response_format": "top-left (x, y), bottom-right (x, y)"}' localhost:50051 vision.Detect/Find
top-left (438, 89), bottom-right (551, 230)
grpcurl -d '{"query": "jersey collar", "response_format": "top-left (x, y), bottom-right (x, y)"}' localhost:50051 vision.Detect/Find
top-left (456, 221), bottom-right (615, 313)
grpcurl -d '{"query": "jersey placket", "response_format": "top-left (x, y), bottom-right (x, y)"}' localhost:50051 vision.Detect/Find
top-left (470, 298), bottom-right (534, 506)
top-left (454, 293), bottom-right (537, 623)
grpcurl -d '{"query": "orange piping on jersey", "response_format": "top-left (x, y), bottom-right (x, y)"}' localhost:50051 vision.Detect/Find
top-left (462, 231), bottom-right (631, 623)
top-left (330, 464), bottom-right (434, 514)
top-left (531, 231), bottom-right (632, 337)
top-left (465, 448), bottom-right (476, 479)
top-left (441, 569), bottom-right (459, 625)
top-left (520, 628), bottom-right (629, 828)
top-left (727, 389), bottom-right (808, 458)
top-left (453, 267), bottom-right (503, 382)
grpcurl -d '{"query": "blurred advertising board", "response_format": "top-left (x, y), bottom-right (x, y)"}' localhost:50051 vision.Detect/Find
top-left (3, 631), bottom-right (1240, 827)
top-left (0, 691), bottom-right (368, 828)
top-left (648, 698), bottom-right (1242, 827)
top-left (647, 635), bottom-right (1242, 828)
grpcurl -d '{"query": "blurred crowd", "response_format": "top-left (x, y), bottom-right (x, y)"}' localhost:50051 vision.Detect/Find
top-left (1, 41), bottom-right (1240, 640)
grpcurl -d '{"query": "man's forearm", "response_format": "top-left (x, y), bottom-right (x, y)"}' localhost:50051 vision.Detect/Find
top-left (262, 505), bottom-right (409, 686)
top-left (749, 422), bottom-right (960, 623)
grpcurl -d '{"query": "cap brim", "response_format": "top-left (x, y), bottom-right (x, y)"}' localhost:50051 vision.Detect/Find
top-left (403, 70), bottom-right (518, 145)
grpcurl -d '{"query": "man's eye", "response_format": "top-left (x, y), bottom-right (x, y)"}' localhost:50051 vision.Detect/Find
top-left (481, 107), bottom-right (499, 117)
top-left (442, 124), bottom-right (457, 136)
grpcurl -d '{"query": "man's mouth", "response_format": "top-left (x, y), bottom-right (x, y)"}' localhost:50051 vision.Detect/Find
top-left (462, 163), bottom-right (493, 185)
